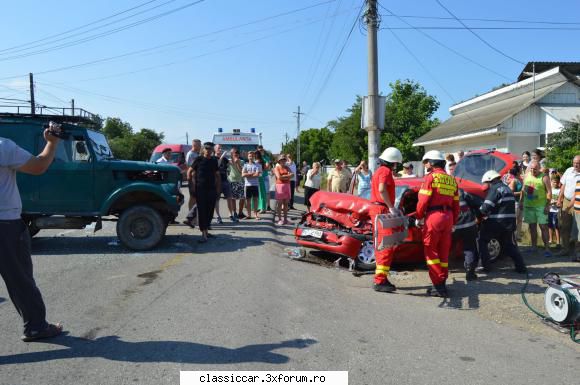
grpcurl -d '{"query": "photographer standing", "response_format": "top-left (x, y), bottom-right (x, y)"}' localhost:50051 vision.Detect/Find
top-left (0, 125), bottom-right (63, 342)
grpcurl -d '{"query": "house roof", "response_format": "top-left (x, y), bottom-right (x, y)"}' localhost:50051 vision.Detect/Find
top-left (413, 80), bottom-right (567, 147)
top-left (518, 62), bottom-right (580, 82)
top-left (540, 105), bottom-right (580, 123)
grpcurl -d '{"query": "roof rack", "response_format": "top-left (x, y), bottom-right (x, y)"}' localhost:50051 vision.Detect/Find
top-left (0, 105), bottom-right (98, 126)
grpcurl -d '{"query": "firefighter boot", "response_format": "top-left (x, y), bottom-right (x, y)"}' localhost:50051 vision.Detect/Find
top-left (373, 280), bottom-right (396, 293)
top-left (426, 283), bottom-right (448, 297)
top-left (466, 270), bottom-right (478, 281)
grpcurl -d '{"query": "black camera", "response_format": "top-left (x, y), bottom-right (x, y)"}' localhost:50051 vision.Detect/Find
top-left (43, 121), bottom-right (69, 139)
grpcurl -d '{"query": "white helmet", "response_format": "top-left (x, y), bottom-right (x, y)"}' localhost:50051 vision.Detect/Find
top-left (379, 147), bottom-right (403, 163)
top-left (422, 150), bottom-right (445, 162)
top-left (481, 170), bottom-right (501, 183)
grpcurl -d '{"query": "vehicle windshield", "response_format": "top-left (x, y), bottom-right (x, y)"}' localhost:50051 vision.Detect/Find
top-left (87, 130), bottom-right (115, 160)
top-left (150, 152), bottom-right (182, 164)
top-left (394, 185), bottom-right (408, 207)
top-left (453, 154), bottom-right (506, 184)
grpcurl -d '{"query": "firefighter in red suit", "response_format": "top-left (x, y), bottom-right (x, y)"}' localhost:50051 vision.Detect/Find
top-left (370, 147), bottom-right (403, 293)
top-left (416, 150), bottom-right (459, 297)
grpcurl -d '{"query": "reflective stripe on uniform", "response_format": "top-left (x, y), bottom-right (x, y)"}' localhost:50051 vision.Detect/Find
top-left (484, 199), bottom-right (496, 207)
top-left (419, 189), bottom-right (432, 196)
top-left (454, 220), bottom-right (476, 230)
top-left (440, 262), bottom-right (448, 268)
top-left (497, 196), bottom-right (515, 204)
top-left (426, 259), bottom-right (440, 265)
top-left (375, 264), bottom-right (390, 276)
top-left (489, 213), bottom-right (516, 219)
top-left (459, 201), bottom-right (467, 207)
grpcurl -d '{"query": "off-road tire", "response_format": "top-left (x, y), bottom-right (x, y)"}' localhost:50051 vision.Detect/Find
top-left (116, 205), bottom-right (166, 250)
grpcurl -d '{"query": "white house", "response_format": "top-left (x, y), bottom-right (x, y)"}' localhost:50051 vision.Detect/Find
top-left (413, 62), bottom-right (580, 158)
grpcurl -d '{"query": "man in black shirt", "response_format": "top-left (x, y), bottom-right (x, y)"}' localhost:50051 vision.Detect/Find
top-left (188, 143), bottom-right (220, 243)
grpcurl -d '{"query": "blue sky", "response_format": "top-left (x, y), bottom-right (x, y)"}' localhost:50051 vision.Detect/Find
top-left (0, 0), bottom-right (579, 151)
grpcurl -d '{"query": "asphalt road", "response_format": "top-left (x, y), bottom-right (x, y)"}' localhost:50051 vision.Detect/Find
top-left (0, 189), bottom-right (578, 385)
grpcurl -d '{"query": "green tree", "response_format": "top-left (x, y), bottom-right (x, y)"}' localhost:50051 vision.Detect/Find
top-left (327, 97), bottom-right (367, 165)
top-left (102, 117), bottom-right (133, 139)
top-left (382, 79), bottom-right (439, 161)
top-left (282, 127), bottom-right (334, 165)
top-left (101, 117), bottom-right (164, 161)
top-left (130, 128), bottom-right (165, 161)
top-left (546, 122), bottom-right (580, 172)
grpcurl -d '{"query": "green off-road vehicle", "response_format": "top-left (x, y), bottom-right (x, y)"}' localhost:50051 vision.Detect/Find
top-left (0, 110), bottom-right (183, 250)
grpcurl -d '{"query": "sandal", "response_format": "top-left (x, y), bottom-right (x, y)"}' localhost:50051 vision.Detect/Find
top-left (21, 323), bottom-right (63, 342)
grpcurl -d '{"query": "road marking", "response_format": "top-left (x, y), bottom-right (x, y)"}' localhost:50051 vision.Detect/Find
top-left (106, 274), bottom-right (127, 280)
top-left (160, 253), bottom-right (189, 270)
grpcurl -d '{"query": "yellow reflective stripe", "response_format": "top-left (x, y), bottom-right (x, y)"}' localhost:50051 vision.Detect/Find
top-left (426, 259), bottom-right (441, 265)
top-left (453, 195), bottom-right (460, 201)
top-left (437, 189), bottom-right (456, 197)
top-left (375, 265), bottom-right (390, 276)
top-left (419, 189), bottom-right (432, 196)
top-left (440, 262), bottom-right (449, 268)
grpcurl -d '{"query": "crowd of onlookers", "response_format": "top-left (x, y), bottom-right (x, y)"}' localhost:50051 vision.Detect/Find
top-left (180, 140), bottom-right (309, 242)
top-left (502, 150), bottom-right (580, 261)
top-left (180, 139), bottom-right (579, 261)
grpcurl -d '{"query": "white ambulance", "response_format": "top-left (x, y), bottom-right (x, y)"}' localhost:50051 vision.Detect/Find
top-left (212, 128), bottom-right (262, 159)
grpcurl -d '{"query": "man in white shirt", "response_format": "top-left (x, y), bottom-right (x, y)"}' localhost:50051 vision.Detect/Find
top-left (400, 162), bottom-right (417, 178)
top-left (557, 155), bottom-right (580, 257)
top-left (186, 139), bottom-right (201, 167)
top-left (0, 126), bottom-right (63, 342)
top-left (156, 148), bottom-right (172, 163)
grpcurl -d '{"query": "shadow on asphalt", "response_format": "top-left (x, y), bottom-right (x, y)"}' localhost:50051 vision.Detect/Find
top-left (31, 231), bottom-right (297, 255)
top-left (0, 297), bottom-right (5, 304)
top-left (308, 248), bottom-right (580, 311)
top-left (0, 336), bottom-right (317, 365)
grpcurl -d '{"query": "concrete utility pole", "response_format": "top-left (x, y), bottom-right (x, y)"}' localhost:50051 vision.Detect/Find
top-left (29, 73), bottom-right (35, 115)
top-left (365, 0), bottom-right (380, 172)
top-left (186, 132), bottom-right (189, 145)
top-left (71, 99), bottom-right (75, 115)
top-left (294, 106), bottom-right (305, 166)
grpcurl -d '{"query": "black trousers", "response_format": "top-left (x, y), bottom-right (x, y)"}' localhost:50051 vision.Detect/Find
top-left (0, 220), bottom-right (48, 334)
top-left (479, 224), bottom-right (525, 271)
top-left (290, 181), bottom-right (296, 207)
top-left (197, 189), bottom-right (216, 232)
top-left (453, 226), bottom-right (479, 271)
top-left (304, 186), bottom-right (319, 210)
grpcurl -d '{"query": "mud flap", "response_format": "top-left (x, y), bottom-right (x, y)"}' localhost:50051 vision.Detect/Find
top-left (95, 217), bottom-right (102, 232)
top-left (374, 214), bottom-right (408, 251)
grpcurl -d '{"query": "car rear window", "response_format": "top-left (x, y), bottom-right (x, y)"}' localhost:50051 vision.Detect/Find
top-left (454, 154), bottom-right (506, 184)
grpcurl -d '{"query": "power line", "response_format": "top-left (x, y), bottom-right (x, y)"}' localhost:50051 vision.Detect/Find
top-left (36, 80), bottom-right (294, 125)
top-left (379, 26), bottom-right (580, 30)
top-left (381, 13), bottom-right (580, 26)
top-left (377, 3), bottom-right (511, 81)
top-left (303, 1), bottom-right (365, 124)
top-left (0, 0), bottom-right (162, 54)
top-left (299, 0), bottom-right (341, 100)
top-left (435, 0), bottom-right (525, 65)
top-left (0, 0), bottom-right (206, 61)
top-left (0, 0), bottom-right (339, 81)
top-left (381, 19), bottom-right (486, 136)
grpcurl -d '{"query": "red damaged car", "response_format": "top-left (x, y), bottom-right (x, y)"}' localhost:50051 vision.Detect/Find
top-left (294, 150), bottom-right (518, 270)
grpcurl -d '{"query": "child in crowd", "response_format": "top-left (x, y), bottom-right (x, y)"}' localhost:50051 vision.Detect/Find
top-left (548, 176), bottom-right (561, 246)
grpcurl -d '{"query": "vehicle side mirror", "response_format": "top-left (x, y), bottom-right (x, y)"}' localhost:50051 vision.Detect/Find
top-left (76, 141), bottom-right (88, 155)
